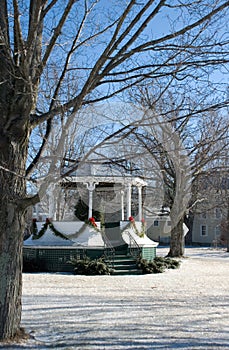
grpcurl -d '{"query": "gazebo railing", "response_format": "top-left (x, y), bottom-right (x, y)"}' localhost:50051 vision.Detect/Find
top-left (102, 232), bottom-right (115, 268)
top-left (126, 230), bottom-right (141, 260)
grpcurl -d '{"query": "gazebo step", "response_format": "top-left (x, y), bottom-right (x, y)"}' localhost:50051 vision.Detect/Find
top-left (106, 253), bottom-right (142, 275)
top-left (113, 261), bottom-right (137, 268)
top-left (112, 269), bottom-right (141, 275)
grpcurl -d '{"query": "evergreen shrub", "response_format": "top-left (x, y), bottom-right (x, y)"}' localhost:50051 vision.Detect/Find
top-left (70, 256), bottom-right (111, 275)
top-left (137, 256), bottom-right (180, 274)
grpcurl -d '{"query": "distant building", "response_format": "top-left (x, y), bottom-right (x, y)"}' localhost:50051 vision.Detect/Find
top-left (191, 172), bottom-right (229, 246)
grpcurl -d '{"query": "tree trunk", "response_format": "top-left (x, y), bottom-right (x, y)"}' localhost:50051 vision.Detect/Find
top-left (167, 217), bottom-right (185, 257)
top-left (227, 197), bottom-right (229, 253)
top-left (0, 137), bottom-right (28, 340)
top-left (0, 205), bottom-right (25, 340)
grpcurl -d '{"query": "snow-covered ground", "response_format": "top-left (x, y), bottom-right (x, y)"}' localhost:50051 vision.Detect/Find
top-left (1, 247), bottom-right (229, 350)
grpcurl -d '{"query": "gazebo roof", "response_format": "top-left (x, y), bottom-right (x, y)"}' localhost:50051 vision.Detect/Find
top-left (61, 162), bottom-right (147, 186)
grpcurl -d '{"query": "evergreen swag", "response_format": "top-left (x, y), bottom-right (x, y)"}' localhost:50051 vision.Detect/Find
top-left (128, 216), bottom-right (146, 238)
top-left (67, 218), bottom-right (101, 240)
top-left (32, 218), bottom-right (69, 240)
top-left (86, 217), bottom-right (101, 233)
top-left (31, 217), bottom-right (101, 241)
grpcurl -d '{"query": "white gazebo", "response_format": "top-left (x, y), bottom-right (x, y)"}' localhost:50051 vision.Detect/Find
top-left (49, 162), bottom-right (147, 222)
top-left (25, 161), bottom-right (158, 273)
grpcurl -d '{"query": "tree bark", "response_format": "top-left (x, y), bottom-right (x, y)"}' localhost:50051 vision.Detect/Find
top-left (227, 197), bottom-right (229, 253)
top-left (0, 135), bottom-right (28, 340)
top-left (167, 217), bottom-right (185, 257)
top-left (0, 205), bottom-right (25, 340)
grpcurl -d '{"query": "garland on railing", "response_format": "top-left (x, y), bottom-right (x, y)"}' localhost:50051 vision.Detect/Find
top-left (31, 217), bottom-right (101, 241)
top-left (32, 218), bottom-right (69, 241)
top-left (67, 218), bottom-right (101, 239)
top-left (85, 217), bottom-right (101, 233)
top-left (31, 218), bottom-right (47, 240)
top-left (119, 221), bottom-right (131, 236)
top-left (128, 216), bottom-right (146, 238)
top-left (140, 218), bottom-right (146, 237)
top-left (48, 220), bottom-right (70, 240)
top-left (31, 217), bottom-right (146, 242)
top-left (32, 216), bottom-right (146, 240)
top-left (67, 222), bottom-right (88, 239)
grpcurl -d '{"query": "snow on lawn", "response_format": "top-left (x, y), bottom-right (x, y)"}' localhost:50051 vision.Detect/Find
top-left (1, 247), bottom-right (229, 349)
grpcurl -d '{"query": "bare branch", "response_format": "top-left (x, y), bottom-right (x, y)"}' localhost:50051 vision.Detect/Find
top-left (103, 1), bottom-right (229, 72)
top-left (41, 0), bottom-right (76, 72)
top-left (42, 0), bottom-right (59, 18)
top-left (13, 0), bottom-right (25, 65)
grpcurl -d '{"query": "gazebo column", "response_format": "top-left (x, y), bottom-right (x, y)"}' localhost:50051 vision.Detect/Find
top-left (126, 183), bottom-right (132, 219)
top-left (84, 182), bottom-right (98, 219)
top-left (137, 185), bottom-right (143, 221)
top-left (120, 190), bottom-right (125, 221)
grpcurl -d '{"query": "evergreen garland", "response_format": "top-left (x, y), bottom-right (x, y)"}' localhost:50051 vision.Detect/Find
top-left (31, 218), bottom-right (101, 241)
top-left (86, 217), bottom-right (101, 233)
top-left (67, 222), bottom-right (88, 239)
top-left (32, 223), bottom-right (48, 240)
top-left (48, 222), bottom-right (69, 240)
top-left (32, 219), bottom-right (69, 241)
top-left (68, 218), bottom-right (102, 239)
top-left (32, 217), bottom-right (146, 241)
top-left (74, 198), bottom-right (101, 221)
top-left (120, 222), bottom-right (131, 235)
top-left (128, 217), bottom-right (146, 238)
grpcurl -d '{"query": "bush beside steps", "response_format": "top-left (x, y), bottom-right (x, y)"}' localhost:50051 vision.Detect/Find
top-left (70, 256), bottom-right (112, 275)
top-left (23, 256), bottom-right (180, 275)
top-left (137, 256), bottom-right (180, 274)
top-left (70, 256), bottom-right (180, 275)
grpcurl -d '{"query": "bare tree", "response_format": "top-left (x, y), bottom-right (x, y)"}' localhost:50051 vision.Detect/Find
top-left (0, 0), bottom-right (229, 340)
top-left (130, 91), bottom-right (229, 256)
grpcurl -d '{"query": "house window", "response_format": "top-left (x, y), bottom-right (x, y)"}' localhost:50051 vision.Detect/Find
top-left (215, 226), bottom-right (221, 237)
top-left (154, 220), bottom-right (159, 226)
top-left (200, 225), bottom-right (207, 236)
top-left (215, 208), bottom-right (222, 219)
